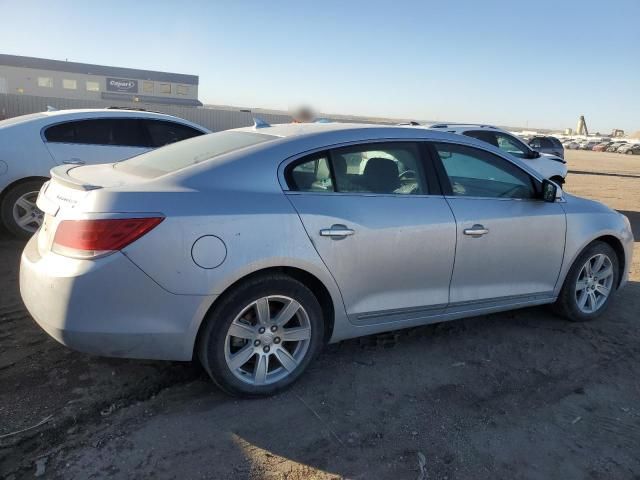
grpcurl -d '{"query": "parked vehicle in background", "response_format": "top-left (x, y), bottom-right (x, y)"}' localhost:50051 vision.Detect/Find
top-left (617, 144), bottom-right (640, 155)
top-left (606, 142), bottom-right (627, 152)
top-left (529, 135), bottom-right (564, 158)
top-left (425, 124), bottom-right (567, 184)
top-left (0, 109), bottom-right (210, 237)
top-left (19, 122), bottom-right (633, 397)
top-left (593, 142), bottom-right (613, 152)
top-left (579, 140), bottom-right (600, 150)
top-left (566, 141), bottom-right (582, 150)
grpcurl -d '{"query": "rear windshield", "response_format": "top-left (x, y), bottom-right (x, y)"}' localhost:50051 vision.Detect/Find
top-left (115, 130), bottom-right (275, 177)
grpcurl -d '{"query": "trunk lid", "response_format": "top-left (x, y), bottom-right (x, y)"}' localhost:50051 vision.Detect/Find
top-left (37, 163), bottom-right (148, 215)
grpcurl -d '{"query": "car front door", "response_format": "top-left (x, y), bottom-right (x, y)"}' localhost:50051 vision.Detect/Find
top-left (284, 141), bottom-right (456, 324)
top-left (43, 118), bottom-right (151, 165)
top-left (430, 141), bottom-right (566, 308)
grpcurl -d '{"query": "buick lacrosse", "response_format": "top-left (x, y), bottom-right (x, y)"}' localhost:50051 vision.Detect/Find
top-left (20, 122), bottom-right (633, 396)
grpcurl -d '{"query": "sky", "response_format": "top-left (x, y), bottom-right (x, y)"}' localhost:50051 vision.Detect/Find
top-left (0, 0), bottom-right (638, 133)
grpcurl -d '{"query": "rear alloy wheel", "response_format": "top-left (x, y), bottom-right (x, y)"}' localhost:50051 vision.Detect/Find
top-left (0, 180), bottom-right (46, 238)
top-left (198, 274), bottom-right (324, 397)
top-left (554, 241), bottom-right (619, 321)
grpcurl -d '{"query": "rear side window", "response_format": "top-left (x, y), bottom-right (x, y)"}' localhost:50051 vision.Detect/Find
top-left (115, 131), bottom-right (274, 177)
top-left (289, 154), bottom-right (334, 192)
top-left (531, 137), bottom-right (553, 149)
top-left (433, 142), bottom-right (536, 199)
top-left (549, 137), bottom-right (563, 148)
top-left (45, 119), bottom-right (149, 147)
top-left (143, 120), bottom-right (204, 147)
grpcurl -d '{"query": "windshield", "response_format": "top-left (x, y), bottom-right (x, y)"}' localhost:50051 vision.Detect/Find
top-left (115, 130), bottom-right (275, 177)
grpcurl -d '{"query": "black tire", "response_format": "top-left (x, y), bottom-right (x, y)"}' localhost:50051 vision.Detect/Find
top-left (197, 273), bottom-right (325, 397)
top-left (553, 241), bottom-right (619, 322)
top-left (0, 179), bottom-right (46, 239)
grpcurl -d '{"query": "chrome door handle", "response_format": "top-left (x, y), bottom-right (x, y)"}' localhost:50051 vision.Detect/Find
top-left (63, 158), bottom-right (85, 165)
top-left (320, 225), bottom-right (355, 238)
top-left (463, 224), bottom-right (489, 236)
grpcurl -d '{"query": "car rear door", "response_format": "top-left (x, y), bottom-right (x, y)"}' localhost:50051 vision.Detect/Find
top-left (284, 141), bottom-right (456, 324)
top-left (430, 141), bottom-right (566, 307)
top-left (43, 118), bottom-right (151, 165)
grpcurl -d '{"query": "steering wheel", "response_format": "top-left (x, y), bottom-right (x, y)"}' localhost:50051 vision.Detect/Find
top-left (399, 170), bottom-right (417, 181)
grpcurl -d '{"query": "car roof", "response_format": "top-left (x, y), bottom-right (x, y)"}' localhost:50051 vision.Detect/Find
top-left (423, 123), bottom-right (512, 135)
top-left (0, 108), bottom-right (210, 132)
top-left (206, 121), bottom-right (544, 182)
top-left (233, 121), bottom-right (478, 143)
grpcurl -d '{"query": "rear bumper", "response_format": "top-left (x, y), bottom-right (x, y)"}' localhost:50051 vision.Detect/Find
top-left (20, 235), bottom-right (215, 361)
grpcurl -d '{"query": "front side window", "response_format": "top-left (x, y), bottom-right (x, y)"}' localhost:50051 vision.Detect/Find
top-left (494, 132), bottom-right (530, 158)
top-left (434, 143), bottom-right (536, 199)
top-left (37, 77), bottom-right (53, 88)
top-left (62, 79), bottom-right (77, 90)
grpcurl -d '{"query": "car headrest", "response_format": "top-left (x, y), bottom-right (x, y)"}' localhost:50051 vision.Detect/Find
top-left (362, 158), bottom-right (400, 193)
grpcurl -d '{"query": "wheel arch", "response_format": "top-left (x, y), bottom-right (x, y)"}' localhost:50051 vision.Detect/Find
top-left (193, 266), bottom-right (337, 358)
top-left (559, 234), bottom-right (627, 292)
top-left (594, 235), bottom-right (626, 288)
top-left (0, 176), bottom-right (49, 204)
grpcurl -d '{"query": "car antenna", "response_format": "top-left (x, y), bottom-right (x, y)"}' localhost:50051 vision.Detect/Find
top-left (253, 117), bottom-right (270, 129)
top-left (46, 105), bottom-right (58, 112)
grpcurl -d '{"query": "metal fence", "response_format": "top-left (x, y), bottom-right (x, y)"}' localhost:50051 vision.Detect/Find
top-left (0, 93), bottom-right (390, 132)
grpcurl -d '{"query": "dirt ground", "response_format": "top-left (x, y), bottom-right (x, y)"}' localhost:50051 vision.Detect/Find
top-left (1, 149), bottom-right (639, 480)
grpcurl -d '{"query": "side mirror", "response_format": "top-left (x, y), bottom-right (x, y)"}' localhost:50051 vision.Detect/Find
top-left (529, 150), bottom-right (541, 159)
top-left (542, 179), bottom-right (558, 202)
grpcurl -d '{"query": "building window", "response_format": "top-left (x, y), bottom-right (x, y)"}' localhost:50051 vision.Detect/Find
top-left (176, 85), bottom-right (188, 95)
top-left (143, 81), bottom-right (154, 93)
top-left (86, 81), bottom-right (100, 92)
top-left (38, 77), bottom-right (53, 88)
top-left (62, 79), bottom-right (77, 90)
top-left (159, 83), bottom-right (171, 94)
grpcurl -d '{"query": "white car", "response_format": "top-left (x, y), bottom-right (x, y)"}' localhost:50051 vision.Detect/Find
top-left (422, 124), bottom-right (568, 183)
top-left (0, 108), bottom-right (210, 237)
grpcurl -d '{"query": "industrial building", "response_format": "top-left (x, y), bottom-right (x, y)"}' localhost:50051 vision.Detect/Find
top-left (0, 54), bottom-right (202, 107)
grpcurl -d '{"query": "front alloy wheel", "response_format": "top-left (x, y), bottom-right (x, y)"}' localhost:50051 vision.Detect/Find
top-left (198, 274), bottom-right (324, 397)
top-left (554, 241), bottom-right (619, 322)
top-left (574, 253), bottom-right (614, 314)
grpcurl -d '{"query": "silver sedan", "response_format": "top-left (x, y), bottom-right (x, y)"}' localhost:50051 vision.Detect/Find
top-left (20, 123), bottom-right (634, 396)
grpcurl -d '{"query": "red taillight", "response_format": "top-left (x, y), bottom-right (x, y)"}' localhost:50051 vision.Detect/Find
top-left (52, 217), bottom-right (164, 258)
